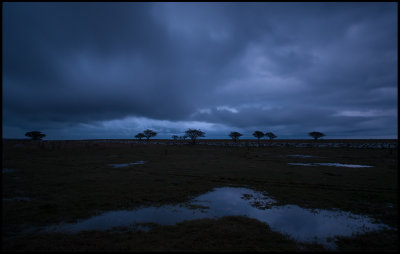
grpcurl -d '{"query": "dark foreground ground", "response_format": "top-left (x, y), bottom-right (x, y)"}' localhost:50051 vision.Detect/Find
top-left (2, 139), bottom-right (398, 251)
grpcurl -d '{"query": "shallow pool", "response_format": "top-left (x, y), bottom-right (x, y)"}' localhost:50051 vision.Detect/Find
top-left (108, 161), bottom-right (146, 168)
top-left (288, 162), bottom-right (373, 168)
top-left (3, 196), bottom-right (31, 201)
top-left (43, 187), bottom-right (389, 249)
top-left (3, 168), bottom-right (17, 173)
top-left (286, 154), bottom-right (323, 158)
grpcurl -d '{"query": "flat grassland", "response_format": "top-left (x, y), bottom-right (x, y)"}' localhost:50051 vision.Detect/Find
top-left (2, 139), bottom-right (398, 251)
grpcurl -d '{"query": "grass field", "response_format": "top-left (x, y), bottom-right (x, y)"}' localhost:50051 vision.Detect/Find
top-left (2, 139), bottom-right (398, 251)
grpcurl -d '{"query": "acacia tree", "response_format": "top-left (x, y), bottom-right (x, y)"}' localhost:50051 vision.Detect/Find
top-left (253, 131), bottom-right (264, 146)
top-left (135, 133), bottom-right (145, 140)
top-left (265, 132), bottom-right (277, 140)
top-left (172, 135), bottom-right (179, 140)
top-left (309, 131), bottom-right (325, 140)
top-left (229, 131), bottom-right (243, 142)
top-left (25, 131), bottom-right (46, 140)
top-left (143, 129), bottom-right (157, 141)
top-left (185, 129), bottom-right (205, 144)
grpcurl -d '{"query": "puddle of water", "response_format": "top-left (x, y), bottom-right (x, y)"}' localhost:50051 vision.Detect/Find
top-left (318, 163), bottom-right (373, 168)
top-left (3, 168), bottom-right (17, 173)
top-left (288, 163), bottom-right (373, 168)
top-left (386, 203), bottom-right (394, 208)
top-left (42, 187), bottom-right (389, 249)
top-left (3, 197), bottom-right (31, 201)
top-left (108, 161), bottom-right (146, 168)
top-left (286, 154), bottom-right (320, 158)
top-left (289, 163), bottom-right (318, 166)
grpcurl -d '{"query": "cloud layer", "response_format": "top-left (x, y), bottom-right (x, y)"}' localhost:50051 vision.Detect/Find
top-left (3, 2), bottom-right (397, 139)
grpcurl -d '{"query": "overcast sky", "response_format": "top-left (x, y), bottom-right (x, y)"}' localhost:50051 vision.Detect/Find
top-left (2, 2), bottom-right (398, 140)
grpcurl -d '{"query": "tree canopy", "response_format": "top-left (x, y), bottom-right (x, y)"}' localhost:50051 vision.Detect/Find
top-left (185, 129), bottom-right (205, 144)
top-left (253, 131), bottom-right (264, 140)
top-left (265, 132), bottom-right (277, 140)
top-left (25, 131), bottom-right (46, 140)
top-left (229, 131), bottom-right (243, 142)
top-left (309, 131), bottom-right (325, 140)
top-left (135, 133), bottom-right (145, 140)
top-left (253, 131), bottom-right (265, 147)
top-left (143, 129), bottom-right (157, 140)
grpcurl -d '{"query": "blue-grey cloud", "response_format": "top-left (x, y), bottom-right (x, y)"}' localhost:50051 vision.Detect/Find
top-left (2, 2), bottom-right (397, 139)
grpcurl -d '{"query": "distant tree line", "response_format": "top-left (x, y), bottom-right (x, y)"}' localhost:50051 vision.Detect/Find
top-left (134, 128), bottom-right (205, 144)
top-left (167, 130), bottom-right (325, 143)
top-left (134, 129), bottom-right (158, 141)
top-left (227, 131), bottom-right (279, 143)
top-left (229, 130), bottom-right (325, 141)
top-left (23, 129), bottom-right (325, 142)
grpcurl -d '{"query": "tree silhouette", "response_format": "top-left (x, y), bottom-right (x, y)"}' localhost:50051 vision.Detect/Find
top-left (265, 132), bottom-right (277, 140)
top-left (185, 129), bottom-right (205, 144)
top-left (25, 131), bottom-right (46, 140)
top-left (172, 135), bottom-right (179, 140)
top-left (309, 131), bottom-right (325, 140)
top-left (135, 133), bottom-right (145, 140)
top-left (229, 131), bottom-right (243, 142)
top-left (253, 131), bottom-right (264, 146)
top-left (143, 129), bottom-right (157, 140)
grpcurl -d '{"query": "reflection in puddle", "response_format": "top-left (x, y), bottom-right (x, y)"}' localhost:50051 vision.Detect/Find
top-left (43, 187), bottom-right (389, 249)
top-left (3, 197), bottom-right (31, 201)
top-left (3, 168), bottom-right (17, 173)
top-left (108, 161), bottom-right (146, 168)
top-left (288, 163), bottom-right (373, 168)
top-left (286, 154), bottom-right (322, 158)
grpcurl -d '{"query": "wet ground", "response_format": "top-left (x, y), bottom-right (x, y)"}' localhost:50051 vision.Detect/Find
top-left (2, 140), bottom-right (397, 251)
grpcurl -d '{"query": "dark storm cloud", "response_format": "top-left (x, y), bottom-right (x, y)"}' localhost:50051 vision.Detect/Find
top-left (3, 2), bottom-right (192, 121)
top-left (3, 2), bottom-right (397, 139)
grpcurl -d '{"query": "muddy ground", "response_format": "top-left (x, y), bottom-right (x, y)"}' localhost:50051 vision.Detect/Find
top-left (2, 139), bottom-right (398, 251)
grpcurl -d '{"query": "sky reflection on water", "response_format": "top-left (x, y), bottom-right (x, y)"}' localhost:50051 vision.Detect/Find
top-left (3, 197), bottom-right (31, 201)
top-left (108, 161), bottom-right (146, 168)
top-left (44, 187), bottom-right (390, 249)
top-left (286, 154), bottom-right (323, 158)
top-left (3, 168), bottom-right (17, 173)
top-left (288, 162), bottom-right (373, 168)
